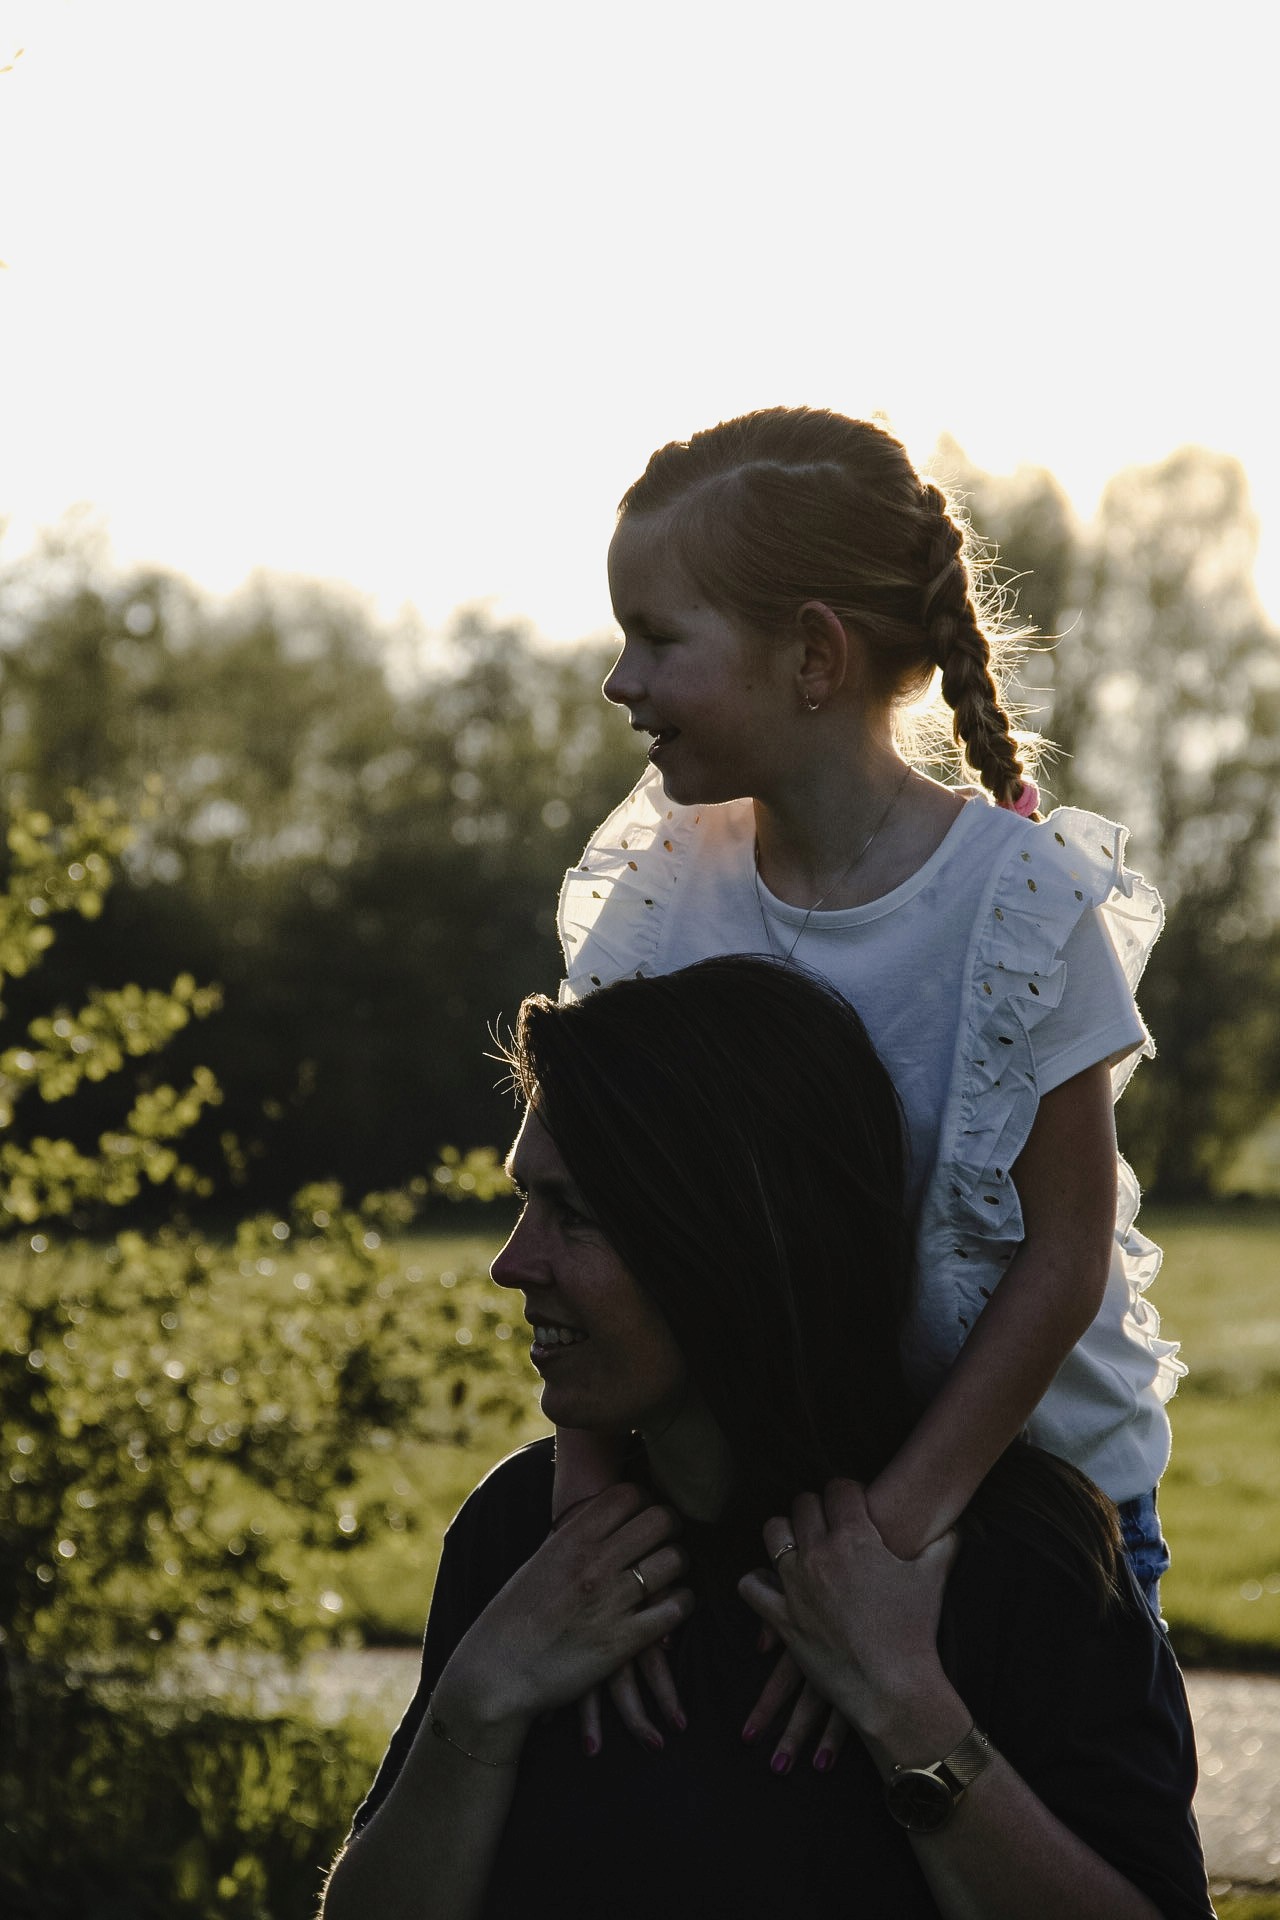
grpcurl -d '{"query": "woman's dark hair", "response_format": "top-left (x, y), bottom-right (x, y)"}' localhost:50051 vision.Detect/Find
top-left (509, 957), bottom-right (916, 1512)
top-left (507, 957), bottom-right (1123, 1607)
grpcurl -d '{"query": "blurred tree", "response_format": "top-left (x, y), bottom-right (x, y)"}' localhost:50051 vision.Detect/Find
top-left (0, 530), bottom-right (637, 1204)
top-left (940, 445), bottom-right (1280, 1196)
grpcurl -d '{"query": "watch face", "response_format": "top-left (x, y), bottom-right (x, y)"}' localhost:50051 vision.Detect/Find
top-left (885, 1767), bottom-right (955, 1833)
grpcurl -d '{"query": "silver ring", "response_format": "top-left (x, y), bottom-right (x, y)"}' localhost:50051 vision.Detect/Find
top-left (628, 1562), bottom-right (647, 1594)
top-left (771, 1540), bottom-right (798, 1571)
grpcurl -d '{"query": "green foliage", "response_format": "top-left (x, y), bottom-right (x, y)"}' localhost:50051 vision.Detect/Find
top-left (2, 1673), bottom-right (381, 1920)
top-left (0, 789), bottom-right (526, 1907)
top-left (0, 1201), bottom-right (529, 1675)
top-left (0, 797), bottom-right (223, 1222)
top-left (1143, 1205), bottom-right (1280, 1665)
top-left (947, 446), bottom-right (1280, 1197)
top-left (0, 541), bottom-right (637, 1204)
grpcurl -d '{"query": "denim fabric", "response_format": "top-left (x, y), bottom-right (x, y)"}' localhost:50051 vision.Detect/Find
top-left (1117, 1489), bottom-right (1171, 1624)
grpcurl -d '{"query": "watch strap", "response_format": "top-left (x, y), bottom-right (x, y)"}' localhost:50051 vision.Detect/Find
top-left (932, 1723), bottom-right (994, 1793)
top-left (885, 1723), bottom-right (994, 1832)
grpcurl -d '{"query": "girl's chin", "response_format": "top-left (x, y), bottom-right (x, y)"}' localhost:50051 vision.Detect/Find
top-left (653, 762), bottom-right (748, 810)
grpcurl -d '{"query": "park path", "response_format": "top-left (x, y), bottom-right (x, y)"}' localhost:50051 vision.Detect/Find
top-left (265, 1650), bottom-right (1280, 1897)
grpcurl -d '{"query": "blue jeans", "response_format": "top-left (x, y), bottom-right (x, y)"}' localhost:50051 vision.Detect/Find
top-left (1117, 1489), bottom-right (1170, 1624)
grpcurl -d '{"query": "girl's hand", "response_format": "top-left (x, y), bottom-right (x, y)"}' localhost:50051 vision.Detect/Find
top-left (577, 1643), bottom-right (689, 1758)
top-left (437, 1483), bottom-right (693, 1745)
top-left (738, 1479), bottom-right (957, 1744)
top-left (740, 1644), bottom-right (851, 1775)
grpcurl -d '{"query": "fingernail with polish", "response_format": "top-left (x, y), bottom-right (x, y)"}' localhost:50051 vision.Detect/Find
top-left (770, 1752), bottom-right (792, 1776)
top-left (583, 1735), bottom-right (599, 1758)
top-left (813, 1749), bottom-right (832, 1773)
top-left (741, 1723), bottom-right (760, 1746)
top-left (672, 1710), bottom-right (687, 1733)
top-left (644, 1731), bottom-right (664, 1753)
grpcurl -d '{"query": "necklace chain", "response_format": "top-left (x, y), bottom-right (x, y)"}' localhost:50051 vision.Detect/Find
top-left (753, 763), bottom-right (914, 965)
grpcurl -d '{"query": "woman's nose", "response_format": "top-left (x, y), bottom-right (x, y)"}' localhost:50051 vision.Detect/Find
top-left (490, 1216), bottom-right (545, 1291)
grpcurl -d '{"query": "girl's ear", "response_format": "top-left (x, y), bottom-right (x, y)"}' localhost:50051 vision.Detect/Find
top-left (795, 601), bottom-right (850, 708)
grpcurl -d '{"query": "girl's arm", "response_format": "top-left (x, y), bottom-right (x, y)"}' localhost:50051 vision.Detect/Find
top-left (867, 1061), bottom-right (1118, 1558)
top-left (321, 1486), bottom-right (691, 1920)
top-left (740, 1483), bottom-right (1175, 1920)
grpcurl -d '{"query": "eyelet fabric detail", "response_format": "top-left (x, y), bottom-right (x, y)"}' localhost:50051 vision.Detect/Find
top-left (906, 807), bottom-right (1180, 1497)
top-left (557, 770), bottom-right (698, 1004)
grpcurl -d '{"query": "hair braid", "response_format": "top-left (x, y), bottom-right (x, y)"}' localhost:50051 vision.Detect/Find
top-left (617, 408), bottom-right (1041, 813)
top-left (920, 484), bottom-right (1029, 810)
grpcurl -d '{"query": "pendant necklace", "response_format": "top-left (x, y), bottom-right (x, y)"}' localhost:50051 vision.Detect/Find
top-left (753, 762), bottom-right (914, 966)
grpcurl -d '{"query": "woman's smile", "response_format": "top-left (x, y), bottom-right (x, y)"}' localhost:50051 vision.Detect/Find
top-left (528, 1318), bottom-right (589, 1364)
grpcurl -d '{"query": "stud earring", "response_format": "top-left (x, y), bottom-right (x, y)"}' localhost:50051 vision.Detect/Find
top-left (802, 690), bottom-right (821, 713)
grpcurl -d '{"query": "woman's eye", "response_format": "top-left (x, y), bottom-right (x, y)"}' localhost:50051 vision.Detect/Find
top-left (558, 1201), bottom-right (595, 1230)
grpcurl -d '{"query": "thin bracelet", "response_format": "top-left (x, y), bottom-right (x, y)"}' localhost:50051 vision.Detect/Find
top-left (425, 1696), bottom-right (517, 1770)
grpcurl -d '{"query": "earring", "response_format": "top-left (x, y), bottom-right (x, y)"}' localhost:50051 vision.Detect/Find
top-left (802, 690), bottom-right (821, 713)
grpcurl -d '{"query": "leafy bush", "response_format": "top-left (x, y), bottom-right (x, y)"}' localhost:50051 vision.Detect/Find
top-left (2, 1670), bottom-right (383, 1920)
top-left (0, 794), bottom-right (522, 1909)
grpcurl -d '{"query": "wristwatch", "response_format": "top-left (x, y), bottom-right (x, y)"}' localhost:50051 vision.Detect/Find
top-left (884, 1724), bottom-right (994, 1833)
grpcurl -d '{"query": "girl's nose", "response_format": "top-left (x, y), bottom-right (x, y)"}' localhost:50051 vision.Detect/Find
top-left (602, 642), bottom-right (640, 709)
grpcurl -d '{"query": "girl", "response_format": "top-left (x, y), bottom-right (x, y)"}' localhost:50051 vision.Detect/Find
top-left (554, 406), bottom-right (1181, 1749)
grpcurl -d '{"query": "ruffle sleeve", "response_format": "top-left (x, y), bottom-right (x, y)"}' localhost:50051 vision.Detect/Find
top-left (907, 806), bottom-right (1169, 1389)
top-left (557, 769), bottom-right (701, 1002)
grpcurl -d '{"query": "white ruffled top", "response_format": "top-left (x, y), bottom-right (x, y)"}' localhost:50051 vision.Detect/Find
top-left (559, 769), bottom-right (1181, 1502)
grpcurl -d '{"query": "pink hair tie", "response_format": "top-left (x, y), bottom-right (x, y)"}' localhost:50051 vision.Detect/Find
top-left (1003, 779), bottom-right (1040, 818)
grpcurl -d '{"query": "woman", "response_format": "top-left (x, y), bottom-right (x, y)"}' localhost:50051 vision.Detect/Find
top-left (323, 959), bottom-right (1212, 1920)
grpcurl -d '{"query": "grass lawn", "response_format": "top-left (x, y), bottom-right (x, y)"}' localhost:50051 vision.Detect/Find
top-left (335, 1204), bottom-right (1280, 1669)
top-left (1146, 1206), bottom-right (1280, 1667)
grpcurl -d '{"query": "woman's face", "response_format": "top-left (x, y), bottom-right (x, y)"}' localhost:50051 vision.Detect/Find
top-left (491, 1107), bottom-right (690, 1433)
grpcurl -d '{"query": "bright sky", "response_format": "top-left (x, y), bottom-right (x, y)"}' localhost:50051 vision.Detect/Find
top-left (2, 1), bottom-right (1277, 643)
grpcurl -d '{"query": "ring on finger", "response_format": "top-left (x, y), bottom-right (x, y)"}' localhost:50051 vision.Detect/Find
top-left (771, 1540), bottom-right (798, 1572)
top-left (628, 1562), bottom-right (647, 1594)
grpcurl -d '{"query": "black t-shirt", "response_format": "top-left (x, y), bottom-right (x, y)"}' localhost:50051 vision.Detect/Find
top-left (353, 1440), bottom-right (1213, 1919)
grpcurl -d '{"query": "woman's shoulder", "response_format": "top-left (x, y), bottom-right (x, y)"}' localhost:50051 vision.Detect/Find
top-left (437, 1436), bottom-right (556, 1582)
top-left (446, 1437), bottom-right (557, 1556)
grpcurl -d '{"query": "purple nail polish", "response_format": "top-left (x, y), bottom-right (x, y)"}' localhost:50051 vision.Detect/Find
top-left (672, 1710), bottom-right (688, 1733)
top-left (813, 1749), bottom-right (832, 1773)
top-left (583, 1735), bottom-right (599, 1758)
top-left (741, 1723), bottom-right (760, 1746)
top-left (644, 1731), bottom-right (664, 1753)
top-left (770, 1751), bottom-right (792, 1776)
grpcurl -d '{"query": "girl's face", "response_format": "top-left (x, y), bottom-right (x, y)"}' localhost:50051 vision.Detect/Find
top-left (604, 513), bottom-right (798, 806)
top-left (491, 1107), bottom-right (690, 1434)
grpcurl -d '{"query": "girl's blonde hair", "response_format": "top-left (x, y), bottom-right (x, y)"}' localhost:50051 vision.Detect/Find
top-left (619, 406), bottom-right (1036, 809)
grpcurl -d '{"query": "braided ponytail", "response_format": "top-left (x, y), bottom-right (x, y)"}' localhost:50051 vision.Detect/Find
top-left (618, 408), bottom-right (1041, 816)
top-left (920, 484), bottom-right (1036, 814)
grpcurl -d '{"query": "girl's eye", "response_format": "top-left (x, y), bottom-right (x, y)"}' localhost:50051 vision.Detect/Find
top-left (558, 1200), bottom-right (595, 1231)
